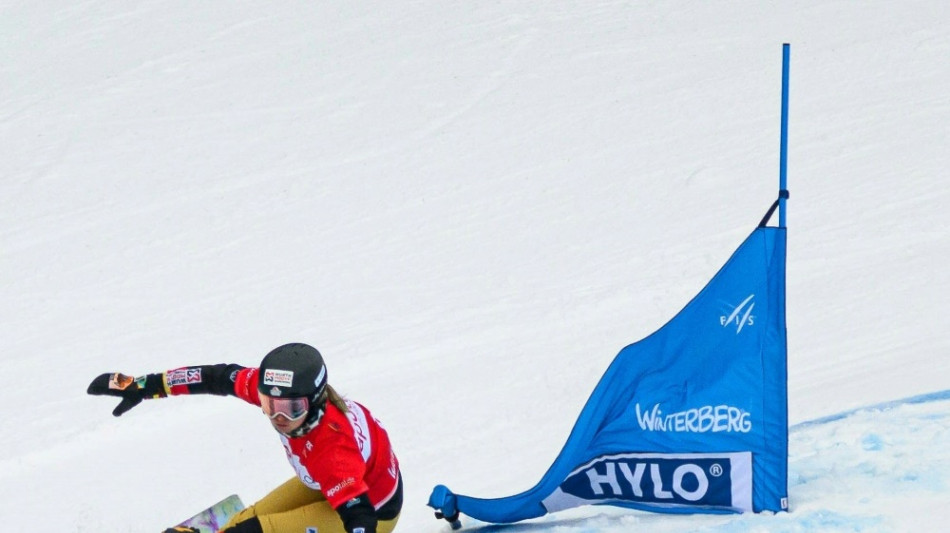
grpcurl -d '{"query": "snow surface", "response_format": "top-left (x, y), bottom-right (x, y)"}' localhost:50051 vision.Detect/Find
top-left (2, 1), bottom-right (948, 532)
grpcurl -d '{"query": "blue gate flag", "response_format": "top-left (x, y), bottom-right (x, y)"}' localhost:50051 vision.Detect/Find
top-left (429, 224), bottom-right (788, 523)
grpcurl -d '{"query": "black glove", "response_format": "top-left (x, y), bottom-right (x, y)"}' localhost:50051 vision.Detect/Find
top-left (87, 372), bottom-right (167, 416)
top-left (219, 516), bottom-right (264, 533)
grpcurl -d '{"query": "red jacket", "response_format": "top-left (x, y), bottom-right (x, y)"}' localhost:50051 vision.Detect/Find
top-left (232, 367), bottom-right (400, 509)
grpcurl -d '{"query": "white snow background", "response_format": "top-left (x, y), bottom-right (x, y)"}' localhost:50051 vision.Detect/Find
top-left (2, 2), bottom-right (948, 532)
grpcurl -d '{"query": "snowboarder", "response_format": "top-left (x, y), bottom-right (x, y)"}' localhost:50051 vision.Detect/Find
top-left (88, 342), bottom-right (402, 533)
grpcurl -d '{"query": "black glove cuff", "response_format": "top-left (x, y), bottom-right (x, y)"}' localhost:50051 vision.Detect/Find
top-left (337, 493), bottom-right (377, 533)
top-left (140, 373), bottom-right (168, 399)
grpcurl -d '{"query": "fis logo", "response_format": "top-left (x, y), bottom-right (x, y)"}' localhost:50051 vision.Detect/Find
top-left (720, 294), bottom-right (755, 333)
top-left (548, 452), bottom-right (753, 512)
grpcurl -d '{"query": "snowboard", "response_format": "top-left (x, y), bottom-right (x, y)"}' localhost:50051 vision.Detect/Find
top-left (171, 494), bottom-right (245, 533)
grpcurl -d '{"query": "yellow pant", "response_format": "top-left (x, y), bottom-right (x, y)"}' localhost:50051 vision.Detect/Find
top-left (220, 477), bottom-right (399, 533)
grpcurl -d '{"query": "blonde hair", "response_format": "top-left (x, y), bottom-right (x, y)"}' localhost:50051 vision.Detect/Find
top-left (325, 384), bottom-right (348, 413)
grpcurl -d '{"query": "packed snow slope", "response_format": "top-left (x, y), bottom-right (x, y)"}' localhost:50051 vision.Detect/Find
top-left (2, 1), bottom-right (948, 532)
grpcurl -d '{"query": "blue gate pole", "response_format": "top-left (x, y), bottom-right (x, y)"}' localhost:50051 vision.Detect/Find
top-left (779, 43), bottom-right (790, 228)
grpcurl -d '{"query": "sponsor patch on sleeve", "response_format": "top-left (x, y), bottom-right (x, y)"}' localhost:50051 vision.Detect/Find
top-left (166, 368), bottom-right (203, 386)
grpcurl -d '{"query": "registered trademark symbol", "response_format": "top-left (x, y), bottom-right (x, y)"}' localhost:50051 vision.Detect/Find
top-left (709, 463), bottom-right (723, 477)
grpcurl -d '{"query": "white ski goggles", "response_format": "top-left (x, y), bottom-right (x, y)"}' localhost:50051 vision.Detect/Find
top-left (260, 395), bottom-right (310, 422)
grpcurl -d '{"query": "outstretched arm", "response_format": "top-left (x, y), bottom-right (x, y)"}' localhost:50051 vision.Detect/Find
top-left (87, 364), bottom-right (246, 416)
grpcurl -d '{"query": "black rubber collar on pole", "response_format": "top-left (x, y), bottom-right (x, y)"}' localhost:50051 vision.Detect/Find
top-left (758, 189), bottom-right (790, 228)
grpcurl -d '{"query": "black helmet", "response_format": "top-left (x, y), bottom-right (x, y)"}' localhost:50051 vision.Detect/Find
top-left (258, 342), bottom-right (329, 437)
